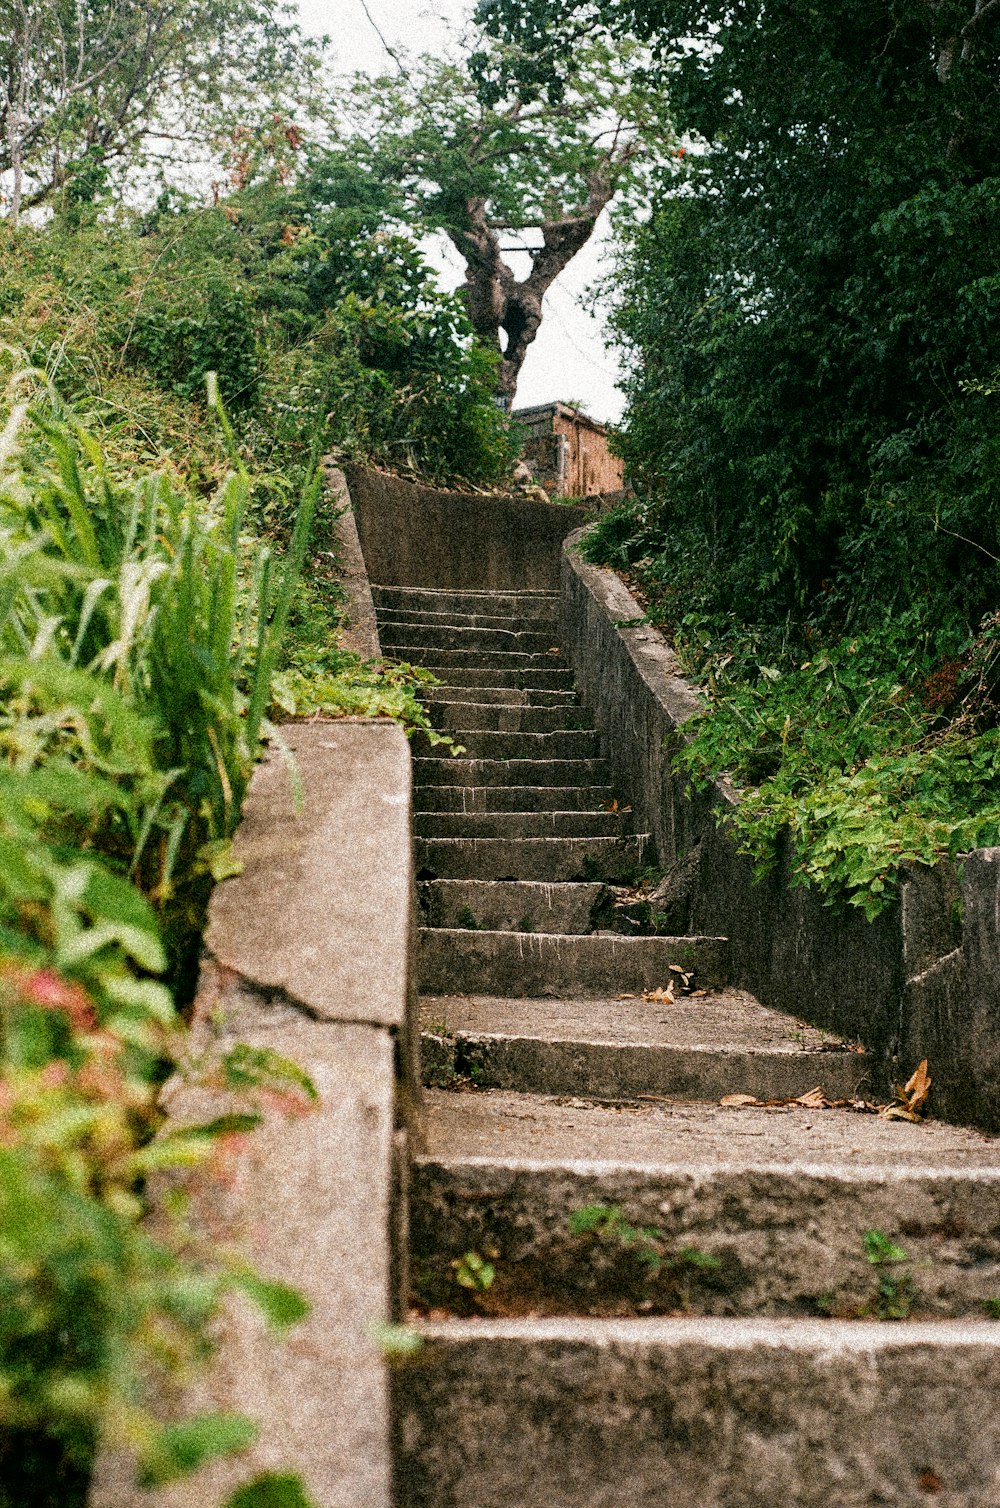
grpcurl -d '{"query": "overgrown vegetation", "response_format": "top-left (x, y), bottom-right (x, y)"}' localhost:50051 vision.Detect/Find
top-left (0, 127), bottom-right (519, 1499)
top-left (494, 0), bottom-right (1000, 915)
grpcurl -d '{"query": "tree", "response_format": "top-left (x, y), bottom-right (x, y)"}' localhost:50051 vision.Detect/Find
top-left (484, 0), bottom-right (1000, 632)
top-left (0, 0), bottom-right (317, 221)
top-left (342, 25), bottom-right (672, 408)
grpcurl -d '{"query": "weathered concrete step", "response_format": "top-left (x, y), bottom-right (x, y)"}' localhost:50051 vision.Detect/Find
top-left (371, 586), bottom-right (558, 620)
top-left (418, 667), bottom-right (574, 690)
top-left (415, 811), bottom-right (627, 840)
top-left (417, 880), bottom-right (604, 933)
top-left (424, 701), bottom-right (594, 734)
top-left (394, 1317), bottom-right (1000, 1508)
top-left (412, 1088), bottom-right (1000, 1318)
top-left (419, 991), bottom-right (862, 1099)
top-left (379, 623), bottom-right (560, 654)
top-left (418, 930), bottom-right (727, 997)
top-left (414, 786), bottom-right (616, 814)
top-left (428, 686), bottom-right (578, 708)
top-left (414, 729), bottom-right (601, 762)
top-left (413, 758), bottom-right (610, 789)
top-left (415, 834), bottom-right (648, 882)
top-left (385, 647), bottom-right (566, 672)
top-left (376, 608), bottom-right (557, 632)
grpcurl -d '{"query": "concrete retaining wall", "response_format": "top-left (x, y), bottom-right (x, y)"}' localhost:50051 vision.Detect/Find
top-left (561, 529), bottom-right (1000, 1131)
top-left (91, 720), bottom-right (417, 1508)
top-left (343, 463), bottom-right (589, 592)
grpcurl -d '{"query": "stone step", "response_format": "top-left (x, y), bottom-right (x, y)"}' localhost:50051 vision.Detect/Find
top-left (412, 1085), bottom-right (1000, 1319)
top-left (419, 991), bottom-right (863, 1100)
top-left (413, 758), bottom-right (610, 789)
top-left (415, 811), bottom-right (628, 840)
top-left (417, 667), bottom-right (575, 690)
top-left (418, 930), bottom-right (727, 997)
top-left (393, 1316), bottom-right (1000, 1507)
top-left (414, 729), bottom-right (601, 762)
top-left (415, 833), bottom-right (649, 882)
top-left (379, 623), bottom-right (560, 655)
top-left (371, 586), bottom-right (559, 620)
top-left (424, 701), bottom-right (594, 735)
top-left (376, 608), bottom-right (557, 632)
top-left (414, 786), bottom-right (617, 814)
top-left (428, 687), bottom-right (579, 707)
top-left (389, 646), bottom-right (569, 673)
top-left (417, 880), bottom-right (605, 933)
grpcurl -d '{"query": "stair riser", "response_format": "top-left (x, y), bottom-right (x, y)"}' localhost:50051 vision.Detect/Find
top-left (416, 668), bottom-right (574, 689)
top-left (376, 609), bottom-right (559, 631)
top-left (385, 648), bottom-right (565, 671)
top-left (380, 625), bottom-right (559, 654)
top-left (428, 688), bottom-right (578, 707)
top-left (422, 1032), bottom-right (862, 1103)
top-left (414, 788), bottom-right (616, 814)
top-left (417, 880), bottom-right (605, 933)
top-left (414, 730), bottom-right (601, 761)
top-left (424, 702), bottom-right (594, 734)
top-left (410, 1160), bottom-right (1000, 1319)
top-left (415, 813), bottom-right (627, 840)
top-left (415, 835), bottom-right (648, 882)
top-left (393, 1322), bottom-right (1000, 1508)
top-left (414, 759), bottom-right (609, 789)
top-left (372, 588), bottom-right (558, 619)
top-left (418, 930), bottom-right (728, 997)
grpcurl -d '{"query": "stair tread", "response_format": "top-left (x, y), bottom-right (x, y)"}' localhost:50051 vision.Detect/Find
top-left (420, 989), bottom-right (852, 1057)
top-left (419, 1085), bottom-right (999, 1172)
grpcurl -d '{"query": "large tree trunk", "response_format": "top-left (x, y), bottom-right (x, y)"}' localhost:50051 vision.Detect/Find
top-left (449, 174), bottom-right (617, 409)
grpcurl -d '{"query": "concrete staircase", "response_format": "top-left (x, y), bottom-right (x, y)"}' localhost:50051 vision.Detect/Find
top-left (374, 584), bottom-right (1000, 1508)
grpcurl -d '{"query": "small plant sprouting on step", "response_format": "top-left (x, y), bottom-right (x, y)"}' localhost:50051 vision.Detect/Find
top-left (985, 1298), bottom-right (1000, 1319)
top-left (451, 1250), bottom-right (496, 1294)
top-left (864, 1229), bottom-right (917, 1320)
top-left (567, 1204), bottom-right (721, 1307)
top-left (457, 905), bottom-right (483, 930)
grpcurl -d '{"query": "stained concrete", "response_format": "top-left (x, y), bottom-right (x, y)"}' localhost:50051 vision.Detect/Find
top-left (415, 834), bottom-right (649, 882)
top-left (417, 879), bottom-right (605, 932)
top-left (418, 928), bottom-right (725, 998)
top-left (418, 989), bottom-right (867, 1101)
top-left (327, 467), bottom-right (381, 661)
top-left (206, 721), bottom-right (414, 1034)
top-left (93, 1017), bottom-right (397, 1508)
top-left (344, 465), bottom-right (587, 592)
top-left (394, 1318), bottom-right (1000, 1507)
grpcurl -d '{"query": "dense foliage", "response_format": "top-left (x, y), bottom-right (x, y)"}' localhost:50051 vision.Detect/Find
top-left (491, 0), bottom-right (1000, 912)
top-left (0, 152), bottom-right (510, 1500)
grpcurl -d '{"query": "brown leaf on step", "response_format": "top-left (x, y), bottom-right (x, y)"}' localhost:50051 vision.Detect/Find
top-left (917, 1468), bottom-right (942, 1494)
top-left (617, 993), bottom-right (637, 1000)
top-left (601, 798), bottom-right (633, 814)
top-left (642, 986), bottom-right (675, 1004)
top-left (721, 1093), bottom-right (759, 1107)
top-left (689, 989), bottom-right (707, 998)
top-left (879, 1058), bottom-right (931, 1123)
top-left (793, 1085), bottom-right (829, 1109)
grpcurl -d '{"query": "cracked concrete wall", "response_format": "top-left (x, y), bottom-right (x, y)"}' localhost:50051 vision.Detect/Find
top-left (561, 530), bottom-right (1000, 1129)
top-left (90, 720), bottom-right (418, 1508)
top-left (343, 463), bottom-right (590, 592)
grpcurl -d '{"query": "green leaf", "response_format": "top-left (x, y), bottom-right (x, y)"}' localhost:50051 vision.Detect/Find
top-left (231, 1271), bottom-right (310, 1331)
top-left (142, 1413), bottom-right (259, 1485)
top-left (224, 1472), bottom-right (319, 1508)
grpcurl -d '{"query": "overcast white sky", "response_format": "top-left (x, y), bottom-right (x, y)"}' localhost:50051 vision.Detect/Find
top-left (293, 0), bottom-right (626, 421)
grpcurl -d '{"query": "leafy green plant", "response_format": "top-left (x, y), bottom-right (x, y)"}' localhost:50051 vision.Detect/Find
top-left (450, 1251), bottom-right (496, 1294)
top-left (864, 1230), bottom-right (917, 1321)
top-left (567, 1204), bottom-right (721, 1307)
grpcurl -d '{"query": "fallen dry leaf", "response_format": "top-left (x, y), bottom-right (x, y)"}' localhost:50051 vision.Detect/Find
top-left (793, 1085), bottom-right (828, 1110)
top-left (689, 989), bottom-right (707, 998)
top-left (617, 993), bottom-right (637, 1000)
top-left (642, 986), bottom-right (675, 1004)
top-left (720, 1093), bottom-right (759, 1107)
top-left (879, 1058), bottom-right (932, 1123)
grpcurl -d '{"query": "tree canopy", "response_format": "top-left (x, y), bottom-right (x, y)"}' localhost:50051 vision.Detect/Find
top-left (341, 24), bottom-right (673, 406)
top-left (483, 0), bottom-right (1000, 630)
